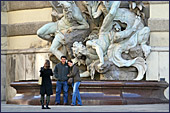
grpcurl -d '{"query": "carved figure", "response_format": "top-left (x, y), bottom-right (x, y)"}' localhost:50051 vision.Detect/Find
top-left (71, 1), bottom-right (150, 80)
top-left (37, 1), bottom-right (151, 80)
top-left (37, 1), bottom-right (89, 60)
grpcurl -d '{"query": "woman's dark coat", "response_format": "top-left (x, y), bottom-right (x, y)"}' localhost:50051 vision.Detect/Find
top-left (68, 64), bottom-right (81, 83)
top-left (40, 67), bottom-right (53, 95)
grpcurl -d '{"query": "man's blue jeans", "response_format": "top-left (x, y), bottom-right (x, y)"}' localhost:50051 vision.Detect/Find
top-left (71, 81), bottom-right (82, 105)
top-left (55, 81), bottom-right (68, 104)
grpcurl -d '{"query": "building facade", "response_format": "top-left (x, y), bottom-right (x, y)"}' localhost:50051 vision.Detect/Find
top-left (1, 1), bottom-right (169, 101)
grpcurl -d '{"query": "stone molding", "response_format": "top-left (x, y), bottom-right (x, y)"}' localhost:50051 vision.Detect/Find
top-left (151, 47), bottom-right (169, 52)
top-left (1, 48), bottom-right (50, 55)
top-left (6, 1), bottom-right (51, 12)
top-left (2, 18), bottom-right (167, 37)
top-left (147, 1), bottom-right (169, 4)
top-left (1, 46), bottom-right (169, 55)
top-left (1, 21), bottom-right (50, 37)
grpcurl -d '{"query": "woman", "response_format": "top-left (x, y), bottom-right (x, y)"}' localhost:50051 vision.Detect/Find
top-left (40, 60), bottom-right (53, 109)
top-left (67, 60), bottom-right (82, 106)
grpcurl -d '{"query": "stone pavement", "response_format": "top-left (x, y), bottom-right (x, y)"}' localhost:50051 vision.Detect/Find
top-left (1, 101), bottom-right (169, 112)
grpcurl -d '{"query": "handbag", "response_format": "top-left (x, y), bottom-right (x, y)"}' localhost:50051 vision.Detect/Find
top-left (38, 77), bottom-right (42, 85)
top-left (67, 77), bottom-right (73, 85)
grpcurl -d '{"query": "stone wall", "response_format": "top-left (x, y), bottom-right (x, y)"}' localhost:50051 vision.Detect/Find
top-left (146, 1), bottom-right (169, 99)
top-left (1, 1), bottom-right (53, 101)
top-left (1, 1), bottom-right (169, 101)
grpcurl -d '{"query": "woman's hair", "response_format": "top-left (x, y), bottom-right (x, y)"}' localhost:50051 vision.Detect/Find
top-left (67, 60), bottom-right (73, 63)
top-left (44, 59), bottom-right (50, 69)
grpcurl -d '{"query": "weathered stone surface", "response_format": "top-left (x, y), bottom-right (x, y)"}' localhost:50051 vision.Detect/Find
top-left (7, 21), bottom-right (50, 36)
top-left (8, 8), bottom-right (52, 24)
top-left (7, 1), bottom-right (51, 11)
top-left (119, 1), bottom-right (129, 8)
top-left (65, 29), bottom-right (91, 58)
top-left (102, 71), bottom-right (137, 80)
top-left (14, 54), bottom-right (26, 81)
top-left (1, 12), bottom-right (8, 24)
top-left (159, 52), bottom-right (169, 80)
top-left (159, 52), bottom-right (169, 100)
top-left (148, 19), bottom-right (169, 32)
top-left (25, 54), bottom-right (35, 80)
top-left (146, 52), bottom-right (159, 80)
top-left (150, 32), bottom-right (169, 47)
top-left (1, 24), bottom-right (7, 37)
top-left (34, 53), bottom-right (51, 80)
top-left (148, 1), bottom-right (169, 4)
top-left (1, 1), bottom-right (8, 12)
top-left (102, 65), bottom-right (137, 80)
top-left (143, 4), bottom-right (150, 20)
top-left (1, 55), bottom-right (6, 101)
top-left (1, 37), bottom-right (7, 50)
top-left (151, 46), bottom-right (169, 52)
top-left (6, 55), bottom-right (17, 101)
top-left (150, 4), bottom-right (169, 19)
top-left (7, 35), bottom-right (49, 50)
top-left (1, 48), bottom-right (50, 55)
top-left (93, 60), bottom-right (137, 80)
top-left (129, 45), bottom-right (144, 58)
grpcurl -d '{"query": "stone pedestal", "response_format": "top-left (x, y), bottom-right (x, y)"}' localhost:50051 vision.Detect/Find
top-left (7, 80), bottom-right (168, 105)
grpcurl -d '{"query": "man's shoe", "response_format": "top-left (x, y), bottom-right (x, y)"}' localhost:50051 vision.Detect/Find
top-left (55, 102), bottom-right (60, 105)
top-left (71, 104), bottom-right (74, 106)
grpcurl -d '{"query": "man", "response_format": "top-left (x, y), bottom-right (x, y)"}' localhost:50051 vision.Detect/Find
top-left (54, 56), bottom-right (69, 105)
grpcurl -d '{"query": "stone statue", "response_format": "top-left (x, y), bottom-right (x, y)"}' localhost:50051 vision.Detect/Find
top-left (71, 1), bottom-right (151, 80)
top-left (37, 1), bottom-right (151, 80)
top-left (37, 1), bottom-right (89, 60)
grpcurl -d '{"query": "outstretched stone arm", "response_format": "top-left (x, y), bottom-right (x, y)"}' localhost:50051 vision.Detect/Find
top-left (51, 10), bottom-right (64, 19)
top-left (100, 1), bottom-right (121, 33)
top-left (114, 27), bottom-right (136, 41)
top-left (51, 10), bottom-right (64, 22)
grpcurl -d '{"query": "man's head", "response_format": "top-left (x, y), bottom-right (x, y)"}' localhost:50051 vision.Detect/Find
top-left (67, 60), bottom-right (73, 67)
top-left (61, 56), bottom-right (67, 64)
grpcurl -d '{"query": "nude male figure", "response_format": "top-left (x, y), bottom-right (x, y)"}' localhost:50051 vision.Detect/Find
top-left (37, 1), bottom-right (89, 60)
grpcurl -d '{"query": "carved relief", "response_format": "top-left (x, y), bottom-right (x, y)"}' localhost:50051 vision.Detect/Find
top-left (37, 1), bottom-right (151, 80)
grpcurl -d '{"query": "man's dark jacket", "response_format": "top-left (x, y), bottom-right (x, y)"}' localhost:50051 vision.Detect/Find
top-left (54, 62), bottom-right (69, 81)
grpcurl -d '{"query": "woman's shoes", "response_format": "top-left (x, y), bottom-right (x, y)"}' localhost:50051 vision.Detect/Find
top-left (46, 106), bottom-right (51, 109)
top-left (42, 106), bottom-right (46, 109)
top-left (77, 104), bottom-right (82, 106)
top-left (46, 101), bottom-right (51, 109)
top-left (70, 104), bottom-right (82, 106)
